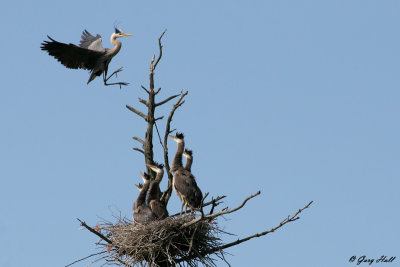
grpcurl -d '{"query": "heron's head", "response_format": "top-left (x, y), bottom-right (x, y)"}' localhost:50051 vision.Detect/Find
top-left (169, 132), bottom-right (184, 143)
top-left (139, 172), bottom-right (150, 184)
top-left (114, 28), bottom-right (133, 38)
top-left (134, 183), bottom-right (143, 191)
top-left (146, 162), bottom-right (164, 174)
top-left (183, 149), bottom-right (193, 158)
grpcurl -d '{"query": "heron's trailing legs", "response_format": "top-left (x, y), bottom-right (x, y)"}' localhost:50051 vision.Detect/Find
top-left (103, 67), bottom-right (129, 88)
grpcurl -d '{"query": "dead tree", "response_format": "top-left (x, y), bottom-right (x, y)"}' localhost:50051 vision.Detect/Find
top-left (69, 30), bottom-right (313, 267)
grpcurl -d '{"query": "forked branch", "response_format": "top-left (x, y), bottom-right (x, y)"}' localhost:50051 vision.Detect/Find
top-left (160, 91), bottom-right (189, 204)
top-left (175, 200), bottom-right (313, 264)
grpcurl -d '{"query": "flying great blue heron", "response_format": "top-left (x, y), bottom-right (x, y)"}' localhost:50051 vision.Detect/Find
top-left (41, 28), bottom-right (132, 87)
top-left (146, 163), bottom-right (169, 220)
top-left (170, 133), bottom-right (203, 214)
top-left (133, 172), bottom-right (156, 225)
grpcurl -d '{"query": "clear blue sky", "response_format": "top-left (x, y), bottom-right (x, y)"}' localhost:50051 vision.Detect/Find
top-left (1, 1), bottom-right (399, 266)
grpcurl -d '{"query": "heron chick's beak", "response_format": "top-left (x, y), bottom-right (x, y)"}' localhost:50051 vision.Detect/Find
top-left (146, 163), bottom-right (162, 173)
top-left (169, 135), bottom-right (178, 141)
top-left (122, 33), bottom-right (133, 37)
top-left (146, 163), bottom-right (156, 171)
top-left (139, 172), bottom-right (149, 183)
top-left (134, 184), bottom-right (142, 190)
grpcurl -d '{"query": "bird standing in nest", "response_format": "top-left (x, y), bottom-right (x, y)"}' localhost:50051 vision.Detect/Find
top-left (146, 163), bottom-right (169, 220)
top-left (41, 28), bottom-right (132, 87)
top-left (169, 133), bottom-right (203, 214)
top-left (133, 172), bottom-right (156, 225)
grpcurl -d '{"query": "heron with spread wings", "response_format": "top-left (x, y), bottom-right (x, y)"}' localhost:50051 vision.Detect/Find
top-left (41, 28), bottom-right (132, 87)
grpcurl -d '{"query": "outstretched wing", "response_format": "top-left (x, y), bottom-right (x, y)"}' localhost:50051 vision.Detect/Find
top-left (79, 30), bottom-right (105, 52)
top-left (41, 36), bottom-right (105, 70)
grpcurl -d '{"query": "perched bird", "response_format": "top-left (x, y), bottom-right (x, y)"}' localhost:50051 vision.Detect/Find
top-left (146, 163), bottom-right (169, 220)
top-left (133, 172), bottom-right (156, 225)
top-left (41, 28), bottom-right (132, 87)
top-left (169, 133), bottom-right (203, 214)
top-left (182, 149), bottom-right (193, 172)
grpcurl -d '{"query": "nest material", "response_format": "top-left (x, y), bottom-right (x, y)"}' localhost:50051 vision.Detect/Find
top-left (101, 215), bottom-right (226, 267)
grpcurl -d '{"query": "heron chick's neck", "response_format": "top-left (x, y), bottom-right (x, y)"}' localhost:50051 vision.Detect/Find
top-left (135, 182), bottom-right (150, 208)
top-left (171, 141), bottom-right (184, 172)
top-left (185, 156), bottom-right (193, 171)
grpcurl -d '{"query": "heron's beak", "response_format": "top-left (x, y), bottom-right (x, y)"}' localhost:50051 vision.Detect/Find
top-left (146, 163), bottom-right (156, 171)
top-left (123, 34), bottom-right (133, 37)
top-left (134, 184), bottom-right (142, 190)
top-left (169, 135), bottom-right (177, 141)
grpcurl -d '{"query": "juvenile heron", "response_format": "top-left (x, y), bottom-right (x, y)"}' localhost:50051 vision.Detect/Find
top-left (133, 172), bottom-right (156, 225)
top-left (169, 133), bottom-right (203, 214)
top-left (182, 149), bottom-right (193, 172)
top-left (146, 163), bottom-right (169, 220)
top-left (41, 28), bottom-right (132, 87)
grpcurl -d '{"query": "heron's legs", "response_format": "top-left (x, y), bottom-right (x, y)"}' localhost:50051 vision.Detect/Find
top-left (180, 201), bottom-right (185, 216)
top-left (103, 67), bottom-right (129, 88)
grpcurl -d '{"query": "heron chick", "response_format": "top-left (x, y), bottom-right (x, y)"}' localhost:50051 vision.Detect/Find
top-left (169, 133), bottom-right (203, 214)
top-left (146, 163), bottom-right (169, 220)
top-left (41, 28), bottom-right (132, 87)
top-left (133, 172), bottom-right (156, 225)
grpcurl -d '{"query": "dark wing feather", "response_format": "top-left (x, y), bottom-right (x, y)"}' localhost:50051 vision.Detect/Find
top-left (133, 205), bottom-right (156, 225)
top-left (79, 30), bottom-right (104, 52)
top-left (173, 169), bottom-right (203, 208)
top-left (41, 36), bottom-right (105, 70)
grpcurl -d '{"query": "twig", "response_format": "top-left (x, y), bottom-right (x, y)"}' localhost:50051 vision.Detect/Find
top-left (169, 195), bottom-right (226, 217)
top-left (156, 94), bottom-right (180, 107)
top-left (153, 29), bottom-right (167, 70)
top-left (141, 85), bottom-right (150, 94)
top-left (216, 200), bottom-right (313, 251)
top-left (132, 137), bottom-right (145, 145)
top-left (77, 218), bottom-right (112, 244)
top-left (175, 200), bottom-right (314, 264)
top-left (180, 191), bottom-right (261, 229)
top-left (133, 147), bottom-right (145, 154)
top-left (160, 91), bottom-right (189, 204)
top-left (126, 105), bottom-right (147, 120)
top-left (138, 97), bottom-right (149, 107)
top-left (65, 251), bottom-right (107, 267)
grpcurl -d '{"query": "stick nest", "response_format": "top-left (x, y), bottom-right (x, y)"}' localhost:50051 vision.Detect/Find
top-left (100, 215), bottom-right (226, 267)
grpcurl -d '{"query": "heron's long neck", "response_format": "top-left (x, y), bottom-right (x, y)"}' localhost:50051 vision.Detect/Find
top-left (185, 157), bottom-right (193, 172)
top-left (109, 35), bottom-right (122, 56)
top-left (171, 142), bottom-right (184, 172)
top-left (135, 182), bottom-right (150, 208)
top-left (147, 171), bottom-right (164, 203)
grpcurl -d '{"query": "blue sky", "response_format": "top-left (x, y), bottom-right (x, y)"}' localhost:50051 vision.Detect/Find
top-left (1, 1), bottom-right (399, 266)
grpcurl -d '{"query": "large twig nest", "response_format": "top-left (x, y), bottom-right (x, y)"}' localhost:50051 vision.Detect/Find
top-left (101, 215), bottom-right (226, 267)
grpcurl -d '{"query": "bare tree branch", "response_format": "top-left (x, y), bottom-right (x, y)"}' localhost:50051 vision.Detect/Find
top-left (126, 105), bottom-right (147, 120)
top-left (77, 218), bottom-right (112, 244)
top-left (160, 91), bottom-right (189, 204)
top-left (153, 29), bottom-right (167, 70)
top-left (132, 137), bottom-right (145, 146)
top-left (141, 85), bottom-right (150, 94)
top-left (181, 191), bottom-right (261, 229)
top-left (133, 147), bottom-right (145, 154)
top-left (175, 200), bottom-right (313, 264)
top-left (65, 251), bottom-right (107, 267)
top-left (138, 97), bottom-right (149, 107)
top-left (156, 94), bottom-right (180, 107)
